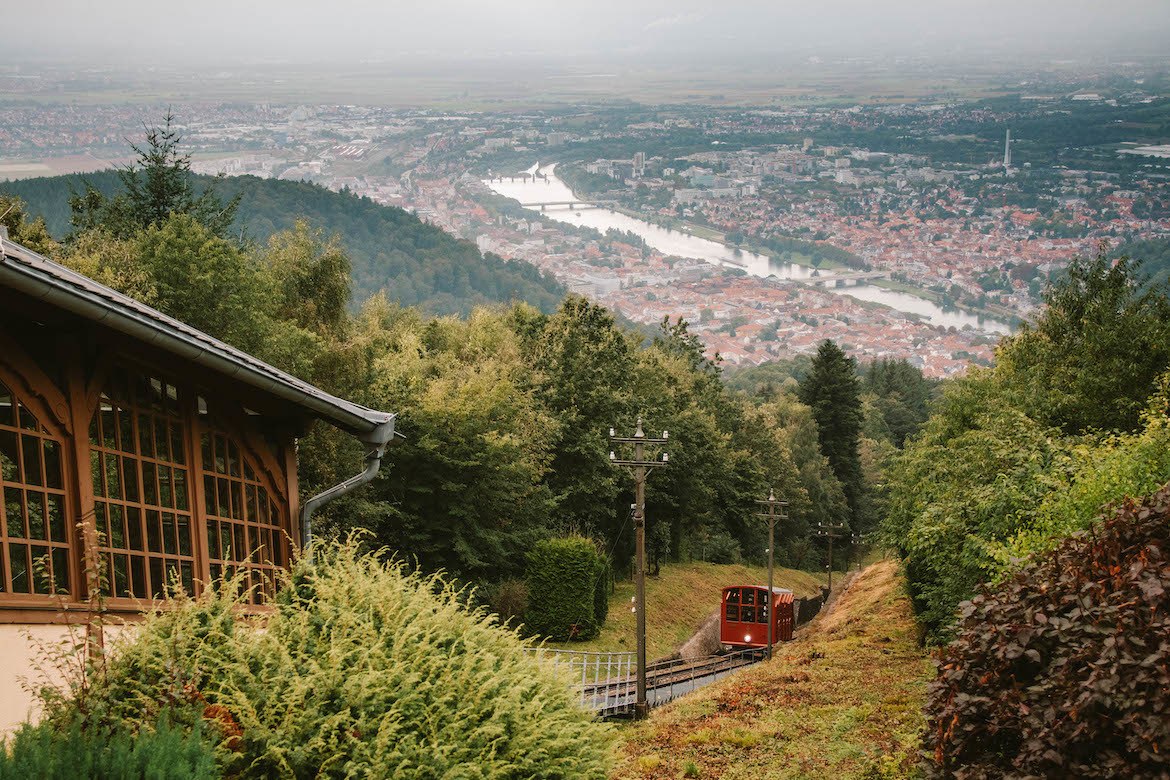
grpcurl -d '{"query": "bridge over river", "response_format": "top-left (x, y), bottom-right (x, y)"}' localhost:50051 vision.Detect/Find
top-left (518, 200), bottom-right (602, 211)
top-left (806, 270), bottom-right (890, 287)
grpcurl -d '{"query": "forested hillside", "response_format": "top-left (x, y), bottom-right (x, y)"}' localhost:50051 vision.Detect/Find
top-left (1112, 235), bottom-right (1170, 290)
top-left (2, 170), bottom-right (564, 315)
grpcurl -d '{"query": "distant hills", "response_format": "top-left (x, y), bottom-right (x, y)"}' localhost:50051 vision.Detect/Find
top-left (2, 172), bottom-right (564, 315)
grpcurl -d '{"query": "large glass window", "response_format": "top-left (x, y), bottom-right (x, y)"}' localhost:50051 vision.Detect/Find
top-left (0, 379), bottom-right (71, 596)
top-left (90, 368), bottom-right (195, 600)
top-left (201, 426), bottom-right (288, 605)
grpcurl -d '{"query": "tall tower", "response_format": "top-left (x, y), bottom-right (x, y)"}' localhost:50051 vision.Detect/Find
top-left (1003, 129), bottom-right (1012, 171)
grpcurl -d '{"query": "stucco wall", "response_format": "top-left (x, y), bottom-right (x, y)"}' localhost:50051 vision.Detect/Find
top-left (0, 624), bottom-right (72, 736)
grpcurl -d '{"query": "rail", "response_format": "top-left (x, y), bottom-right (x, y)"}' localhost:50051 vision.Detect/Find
top-left (525, 647), bottom-right (763, 716)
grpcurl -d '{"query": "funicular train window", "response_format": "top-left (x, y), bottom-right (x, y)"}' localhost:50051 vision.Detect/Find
top-left (90, 368), bottom-right (195, 599)
top-left (201, 422), bottom-right (288, 605)
top-left (725, 587), bottom-right (740, 621)
top-left (758, 590), bottom-right (770, 623)
top-left (0, 379), bottom-right (71, 596)
top-left (740, 587), bottom-right (757, 622)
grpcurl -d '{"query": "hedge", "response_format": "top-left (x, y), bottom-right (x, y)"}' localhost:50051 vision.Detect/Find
top-left (525, 536), bottom-right (607, 641)
top-left (0, 716), bottom-right (217, 780)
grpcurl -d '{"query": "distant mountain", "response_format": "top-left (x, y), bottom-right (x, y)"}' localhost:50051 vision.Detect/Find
top-left (2, 171), bottom-right (564, 315)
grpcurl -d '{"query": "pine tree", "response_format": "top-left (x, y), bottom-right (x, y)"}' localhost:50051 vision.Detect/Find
top-left (69, 112), bottom-right (240, 241)
top-left (799, 340), bottom-right (864, 529)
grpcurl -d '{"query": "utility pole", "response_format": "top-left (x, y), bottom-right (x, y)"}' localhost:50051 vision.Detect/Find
top-left (848, 532), bottom-right (861, 571)
top-left (609, 418), bottom-right (668, 720)
top-left (816, 522), bottom-right (847, 592)
top-left (756, 489), bottom-right (788, 660)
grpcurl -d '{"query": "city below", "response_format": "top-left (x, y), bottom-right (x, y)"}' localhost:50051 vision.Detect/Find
top-left (3, 58), bottom-right (1169, 377)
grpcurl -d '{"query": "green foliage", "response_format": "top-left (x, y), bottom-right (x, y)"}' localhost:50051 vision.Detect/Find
top-left (757, 233), bottom-right (867, 270)
top-left (132, 213), bottom-right (270, 352)
top-left (261, 219), bottom-right (352, 339)
top-left (799, 340), bottom-right (864, 530)
top-left (488, 578), bottom-right (530, 626)
top-left (925, 482), bottom-right (1170, 778)
top-left (996, 248), bottom-right (1170, 434)
top-left (68, 113), bottom-right (239, 241)
top-left (335, 300), bottom-right (559, 582)
top-left (1111, 235), bottom-right (1170, 290)
top-left (0, 195), bottom-right (58, 256)
top-left (885, 248), bottom-right (1170, 643)
top-left (0, 715), bottom-right (218, 780)
top-left (48, 540), bottom-right (613, 779)
top-left (882, 373), bottom-right (1074, 642)
top-left (697, 528), bottom-right (742, 564)
top-left (1003, 380), bottom-right (1170, 562)
top-left (533, 296), bottom-right (633, 539)
top-left (593, 556), bottom-right (611, 629)
top-left (525, 536), bottom-right (608, 641)
top-left (6, 169), bottom-right (564, 317)
top-left (861, 357), bottom-right (938, 448)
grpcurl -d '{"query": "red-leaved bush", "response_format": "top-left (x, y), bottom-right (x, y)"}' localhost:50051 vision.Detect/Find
top-left (926, 482), bottom-right (1170, 779)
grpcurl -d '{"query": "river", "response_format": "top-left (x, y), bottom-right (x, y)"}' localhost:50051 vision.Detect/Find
top-left (484, 164), bottom-right (1012, 335)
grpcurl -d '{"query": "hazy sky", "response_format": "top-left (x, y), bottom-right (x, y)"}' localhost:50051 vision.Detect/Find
top-left (7, 0), bottom-right (1170, 66)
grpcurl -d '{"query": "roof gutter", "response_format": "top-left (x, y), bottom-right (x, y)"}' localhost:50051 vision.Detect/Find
top-left (299, 417), bottom-right (397, 561)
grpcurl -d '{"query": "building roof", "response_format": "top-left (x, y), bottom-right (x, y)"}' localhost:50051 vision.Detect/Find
top-left (0, 236), bottom-right (394, 438)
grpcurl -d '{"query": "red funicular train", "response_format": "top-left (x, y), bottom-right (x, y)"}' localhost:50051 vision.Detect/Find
top-left (720, 585), bottom-right (795, 649)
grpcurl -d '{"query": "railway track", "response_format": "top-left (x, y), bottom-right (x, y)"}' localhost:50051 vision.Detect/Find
top-left (578, 648), bottom-right (764, 716)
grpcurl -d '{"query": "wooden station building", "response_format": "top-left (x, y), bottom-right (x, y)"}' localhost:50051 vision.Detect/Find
top-left (0, 234), bottom-right (396, 731)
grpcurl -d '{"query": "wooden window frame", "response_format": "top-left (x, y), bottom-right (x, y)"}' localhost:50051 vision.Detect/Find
top-left (0, 340), bottom-right (300, 621)
top-left (195, 397), bottom-right (293, 606)
top-left (89, 364), bottom-right (201, 609)
top-left (0, 361), bottom-right (77, 606)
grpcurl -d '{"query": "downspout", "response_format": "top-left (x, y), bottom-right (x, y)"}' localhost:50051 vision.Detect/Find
top-left (299, 416), bottom-right (398, 560)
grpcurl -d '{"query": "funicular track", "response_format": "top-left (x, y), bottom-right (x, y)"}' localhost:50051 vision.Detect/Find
top-left (527, 647), bottom-right (764, 718)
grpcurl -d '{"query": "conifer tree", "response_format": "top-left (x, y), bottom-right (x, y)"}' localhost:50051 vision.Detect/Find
top-left (799, 339), bottom-right (864, 529)
top-left (69, 112), bottom-right (240, 241)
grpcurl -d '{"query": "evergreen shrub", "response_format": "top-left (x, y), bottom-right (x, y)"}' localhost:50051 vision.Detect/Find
top-left (0, 716), bottom-right (217, 780)
top-left (925, 483), bottom-right (1170, 779)
top-left (488, 577), bottom-right (529, 626)
top-left (43, 540), bottom-right (613, 779)
top-left (525, 536), bottom-right (607, 641)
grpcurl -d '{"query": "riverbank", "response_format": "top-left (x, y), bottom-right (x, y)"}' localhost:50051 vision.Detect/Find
top-left (871, 277), bottom-right (1022, 329)
top-left (608, 202), bottom-right (1014, 330)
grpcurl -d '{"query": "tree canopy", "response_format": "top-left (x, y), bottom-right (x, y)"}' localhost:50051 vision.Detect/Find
top-left (69, 113), bottom-right (240, 241)
top-left (883, 248), bottom-right (1170, 642)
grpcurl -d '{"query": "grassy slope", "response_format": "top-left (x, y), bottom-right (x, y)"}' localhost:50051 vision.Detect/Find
top-left (612, 560), bottom-right (930, 780)
top-left (555, 562), bottom-right (825, 662)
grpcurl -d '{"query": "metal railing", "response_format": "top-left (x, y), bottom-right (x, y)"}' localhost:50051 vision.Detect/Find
top-left (525, 646), bottom-right (763, 716)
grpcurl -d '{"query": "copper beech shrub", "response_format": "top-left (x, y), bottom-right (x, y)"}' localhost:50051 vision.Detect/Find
top-left (926, 483), bottom-right (1170, 779)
